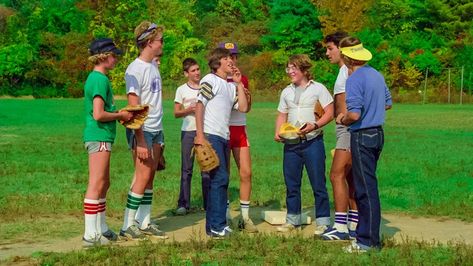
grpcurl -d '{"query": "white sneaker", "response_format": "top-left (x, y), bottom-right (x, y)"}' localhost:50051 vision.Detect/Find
top-left (314, 224), bottom-right (329, 236)
top-left (276, 223), bottom-right (300, 232)
top-left (343, 240), bottom-right (368, 253)
top-left (82, 235), bottom-right (110, 248)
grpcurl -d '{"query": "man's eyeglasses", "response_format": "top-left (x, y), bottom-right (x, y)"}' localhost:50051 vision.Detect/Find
top-left (285, 66), bottom-right (298, 73)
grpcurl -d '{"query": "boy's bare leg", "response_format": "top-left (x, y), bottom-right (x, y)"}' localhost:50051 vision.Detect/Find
top-left (232, 146), bottom-right (258, 232)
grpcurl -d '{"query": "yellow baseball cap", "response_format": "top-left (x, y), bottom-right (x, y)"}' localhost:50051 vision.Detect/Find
top-left (340, 43), bottom-right (372, 61)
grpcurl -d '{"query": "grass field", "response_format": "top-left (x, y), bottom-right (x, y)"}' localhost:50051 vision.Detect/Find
top-left (1, 99), bottom-right (473, 264)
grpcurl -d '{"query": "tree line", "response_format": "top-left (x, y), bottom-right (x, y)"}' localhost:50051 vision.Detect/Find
top-left (0, 0), bottom-right (472, 101)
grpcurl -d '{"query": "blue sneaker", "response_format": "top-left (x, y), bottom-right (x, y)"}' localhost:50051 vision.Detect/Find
top-left (209, 226), bottom-right (233, 239)
top-left (321, 227), bottom-right (350, 241)
top-left (349, 229), bottom-right (357, 240)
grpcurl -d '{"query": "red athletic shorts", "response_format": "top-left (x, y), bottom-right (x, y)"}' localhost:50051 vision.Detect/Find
top-left (229, 125), bottom-right (250, 148)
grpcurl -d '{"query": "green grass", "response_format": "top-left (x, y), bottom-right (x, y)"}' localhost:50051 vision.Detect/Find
top-left (10, 235), bottom-right (473, 265)
top-left (1, 99), bottom-right (473, 264)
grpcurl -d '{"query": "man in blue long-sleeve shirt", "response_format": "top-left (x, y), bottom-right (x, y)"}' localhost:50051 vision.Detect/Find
top-left (336, 37), bottom-right (392, 253)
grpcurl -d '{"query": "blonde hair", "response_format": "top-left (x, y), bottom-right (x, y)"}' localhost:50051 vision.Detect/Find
top-left (88, 52), bottom-right (114, 65)
top-left (288, 54), bottom-right (313, 80)
top-left (134, 21), bottom-right (164, 50)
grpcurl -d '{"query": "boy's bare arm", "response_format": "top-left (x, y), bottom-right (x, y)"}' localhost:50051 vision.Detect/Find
top-left (174, 102), bottom-right (196, 118)
top-left (236, 83), bottom-right (249, 113)
top-left (194, 101), bottom-right (206, 145)
top-left (92, 96), bottom-right (132, 122)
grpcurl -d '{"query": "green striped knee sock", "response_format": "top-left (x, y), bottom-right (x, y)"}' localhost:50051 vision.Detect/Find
top-left (122, 191), bottom-right (143, 231)
top-left (136, 189), bottom-right (153, 229)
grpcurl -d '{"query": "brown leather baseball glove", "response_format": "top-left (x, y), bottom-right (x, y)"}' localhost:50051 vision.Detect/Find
top-left (119, 105), bottom-right (149, 129)
top-left (193, 139), bottom-right (220, 172)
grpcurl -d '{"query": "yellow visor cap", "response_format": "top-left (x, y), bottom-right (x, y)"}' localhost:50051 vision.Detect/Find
top-left (340, 43), bottom-right (372, 61)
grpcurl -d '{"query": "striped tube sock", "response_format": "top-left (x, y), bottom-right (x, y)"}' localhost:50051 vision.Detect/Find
top-left (240, 200), bottom-right (250, 220)
top-left (121, 191), bottom-right (143, 231)
top-left (348, 209), bottom-right (359, 231)
top-left (97, 198), bottom-right (109, 234)
top-left (136, 189), bottom-right (153, 229)
top-left (84, 198), bottom-right (99, 240)
top-left (333, 212), bottom-right (348, 232)
top-left (226, 200), bottom-right (232, 220)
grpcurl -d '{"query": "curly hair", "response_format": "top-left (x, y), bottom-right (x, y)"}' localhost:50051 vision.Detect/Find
top-left (88, 52), bottom-right (114, 65)
top-left (134, 21), bottom-right (164, 50)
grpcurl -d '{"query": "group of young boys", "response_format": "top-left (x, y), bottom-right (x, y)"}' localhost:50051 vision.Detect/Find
top-left (83, 19), bottom-right (391, 253)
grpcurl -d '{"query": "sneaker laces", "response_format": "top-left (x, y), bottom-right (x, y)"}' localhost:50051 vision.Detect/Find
top-left (129, 225), bottom-right (142, 235)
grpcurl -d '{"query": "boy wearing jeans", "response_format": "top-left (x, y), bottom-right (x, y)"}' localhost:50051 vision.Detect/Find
top-left (194, 48), bottom-right (249, 237)
top-left (174, 58), bottom-right (210, 214)
top-left (336, 37), bottom-right (392, 252)
top-left (274, 54), bottom-right (334, 235)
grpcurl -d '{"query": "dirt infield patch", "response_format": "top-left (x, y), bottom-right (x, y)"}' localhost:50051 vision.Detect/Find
top-left (1, 209), bottom-right (473, 261)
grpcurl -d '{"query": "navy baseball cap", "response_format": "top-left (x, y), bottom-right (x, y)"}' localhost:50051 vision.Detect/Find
top-left (218, 42), bottom-right (239, 54)
top-left (89, 38), bottom-right (123, 56)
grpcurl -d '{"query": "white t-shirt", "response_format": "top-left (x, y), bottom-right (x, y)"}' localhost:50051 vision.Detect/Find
top-left (125, 58), bottom-right (163, 132)
top-left (174, 83), bottom-right (199, 131)
top-left (333, 64), bottom-right (348, 95)
top-left (197, 74), bottom-right (238, 140)
top-left (277, 80), bottom-right (333, 140)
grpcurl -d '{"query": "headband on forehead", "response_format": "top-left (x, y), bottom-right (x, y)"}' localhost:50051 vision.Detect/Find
top-left (136, 23), bottom-right (159, 43)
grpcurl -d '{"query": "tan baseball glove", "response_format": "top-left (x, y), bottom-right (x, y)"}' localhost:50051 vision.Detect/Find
top-left (314, 100), bottom-right (325, 119)
top-left (193, 140), bottom-right (220, 172)
top-left (119, 105), bottom-right (149, 129)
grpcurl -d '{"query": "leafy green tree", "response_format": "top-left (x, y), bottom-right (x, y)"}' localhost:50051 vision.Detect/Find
top-left (314, 0), bottom-right (373, 37)
top-left (262, 0), bottom-right (322, 56)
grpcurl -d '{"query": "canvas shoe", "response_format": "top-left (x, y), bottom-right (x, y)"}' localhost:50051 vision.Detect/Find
top-left (321, 227), bottom-right (350, 241)
top-left (210, 226), bottom-right (233, 239)
top-left (276, 223), bottom-right (300, 233)
top-left (343, 240), bottom-right (368, 254)
top-left (140, 223), bottom-right (169, 239)
top-left (119, 225), bottom-right (147, 240)
top-left (175, 207), bottom-right (187, 216)
top-left (82, 235), bottom-right (110, 248)
top-left (314, 224), bottom-right (329, 236)
top-left (238, 217), bottom-right (259, 233)
top-left (101, 229), bottom-right (118, 241)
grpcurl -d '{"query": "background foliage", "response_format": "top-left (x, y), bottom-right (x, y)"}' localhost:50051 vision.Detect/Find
top-left (0, 0), bottom-right (472, 101)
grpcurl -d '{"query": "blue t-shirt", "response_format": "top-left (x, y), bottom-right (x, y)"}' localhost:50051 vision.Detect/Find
top-left (346, 65), bottom-right (392, 131)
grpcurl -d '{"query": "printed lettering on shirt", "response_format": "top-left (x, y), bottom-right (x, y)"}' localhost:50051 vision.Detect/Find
top-left (151, 77), bottom-right (161, 93)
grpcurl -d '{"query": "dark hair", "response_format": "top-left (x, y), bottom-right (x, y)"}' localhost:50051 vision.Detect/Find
top-left (324, 32), bottom-right (349, 47)
top-left (208, 48), bottom-right (231, 72)
top-left (182, 58), bottom-right (198, 72)
top-left (287, 54), bottom-right (313, 80)
top-left (339, 37), bottom-right (365, 66)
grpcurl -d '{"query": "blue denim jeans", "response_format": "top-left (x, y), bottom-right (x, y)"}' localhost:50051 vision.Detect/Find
top-left (283, 135), bottom-right (330, 226)
top-left (350, 126), bottom-right (384, 249)
top-left (205, 134), bottom-right (230, 233)
top-left (177, 131), bottom-right (210, 210)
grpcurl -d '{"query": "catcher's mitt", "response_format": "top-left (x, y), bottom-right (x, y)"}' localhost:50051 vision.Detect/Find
top-left (119, 105), bottom-right (149, 129)
top-left (314, 100), bottom-right (325, 119)
top-left (193, 140), bottom-right (220, 172)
